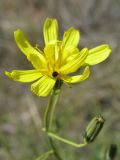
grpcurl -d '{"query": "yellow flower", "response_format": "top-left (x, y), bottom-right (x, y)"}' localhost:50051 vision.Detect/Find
top-left (5, 18), bottom-right (111, 97)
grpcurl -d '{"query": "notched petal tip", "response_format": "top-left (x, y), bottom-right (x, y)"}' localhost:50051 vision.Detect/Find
top-left (44, 17), bottom-right (58, 45)
top-left (14, 29), bottom-right (21, 35)
top-left (31, 76), bottom-right (56, 97)
top-left (63, 66), bottom-right (90, 83)
top-left (45, 17), bottom-right (57, 23)
top-left (31, 84), bottom-right (50, 97)
top-left (5, 70), bottom-right (42, 83)
top-left (31, 86), bottom-right (47, 97)
top-left (13, 28), bottom-right (46, 69)
top-left (5, 71), bottom-right (12, 79)
top-left (62, 27), bottom-right (80, 50)
top-left (5, 71), bottom-right (18, 81)
top-left (5, 71), bottom-right (19, 81)
top-left (14, 29), bottom-right (24, 42)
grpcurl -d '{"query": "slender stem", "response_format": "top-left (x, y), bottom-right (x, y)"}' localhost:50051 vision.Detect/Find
top-left (49, 87), bottom-right (61, 130)
top-left (36, 150), bottom-right (54, 160)
top-left (48, 138), bottom-right (63, 160)
top-left (44, 91), bottom-right (53, 130)
top-left (44, 80), bottom-right (62, 131)
top-left (44, 80), bottom-right (63, 160)
top-left (47, 132), bottom-right (88, 148)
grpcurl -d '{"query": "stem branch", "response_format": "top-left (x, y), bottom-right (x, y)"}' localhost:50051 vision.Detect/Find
top-left (47, 132), bottom-right (87, 148)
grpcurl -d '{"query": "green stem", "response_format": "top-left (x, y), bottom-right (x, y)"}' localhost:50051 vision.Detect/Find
top-left (47, 132), bottom-right (88, 148)
top-left (44, 80), bottom-right (63, 160)
top-left (48, 138), bottom-right (63, 160)
top-left (44, 80), bottom-right (62, 131)
top-left (49, 87), bottom-right (61, 130)
top-left (36, 150), bottom-right (54, 160)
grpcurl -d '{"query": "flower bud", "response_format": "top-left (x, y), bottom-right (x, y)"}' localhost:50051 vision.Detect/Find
top-left (84, 115), bottom-right (105, 143)
top-left (106, 144), bottom-right (117, 160)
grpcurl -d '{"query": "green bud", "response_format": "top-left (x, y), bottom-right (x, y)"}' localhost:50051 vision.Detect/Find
top-left (106, 144), bottom-right (117, 160)
top-left (84, 115), bottom-right (105, 143)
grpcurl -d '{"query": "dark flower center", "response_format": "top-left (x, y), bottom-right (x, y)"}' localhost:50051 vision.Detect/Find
top-left (52, 71), bottom-right (59, 77)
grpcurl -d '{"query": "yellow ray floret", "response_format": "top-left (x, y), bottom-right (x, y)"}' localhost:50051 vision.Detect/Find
top-left (5, 18), bottom-right (111, 97)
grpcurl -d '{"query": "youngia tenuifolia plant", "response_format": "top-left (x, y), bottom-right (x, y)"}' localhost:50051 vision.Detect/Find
top-left (5, 18), bottom-right (111, 160)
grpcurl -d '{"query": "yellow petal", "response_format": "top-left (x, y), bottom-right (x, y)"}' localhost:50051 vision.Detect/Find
top-left (5, 70), bottom-right (42, 82)
top-left (85, 44), bottom-right (111, 65)
top-left (60, 48), bottom-right (88, 74)
top-left (44, 44), bottom-right (61, 70)
top-left (63, 66), bottom-right (90, 83)
top-left (62, 27), bottom-right (80, 50)
top-left (43, 18), bottom-right (58, 45)
top-left (14, 29), bottom-right (46, 69)
top-left (61, 28), bottom-right (80, 61)
top-left (62, 47), bottom-right (79, 63)
top-left (31, 76), bottom-right (56, 97)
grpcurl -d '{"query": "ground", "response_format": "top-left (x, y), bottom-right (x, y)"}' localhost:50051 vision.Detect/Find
top-left (0, 0), bottom-right (120, 159)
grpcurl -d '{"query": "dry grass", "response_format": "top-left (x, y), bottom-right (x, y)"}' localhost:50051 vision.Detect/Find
top-left (0, 0), bottom-right (120, 159)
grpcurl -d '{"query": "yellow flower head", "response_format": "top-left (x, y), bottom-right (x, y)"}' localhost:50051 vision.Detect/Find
top-left (5, 18), bottom-right (111, 97)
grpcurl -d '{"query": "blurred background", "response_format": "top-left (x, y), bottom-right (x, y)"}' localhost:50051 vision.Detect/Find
top-left (0, 0), bottom-right (120, 159)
